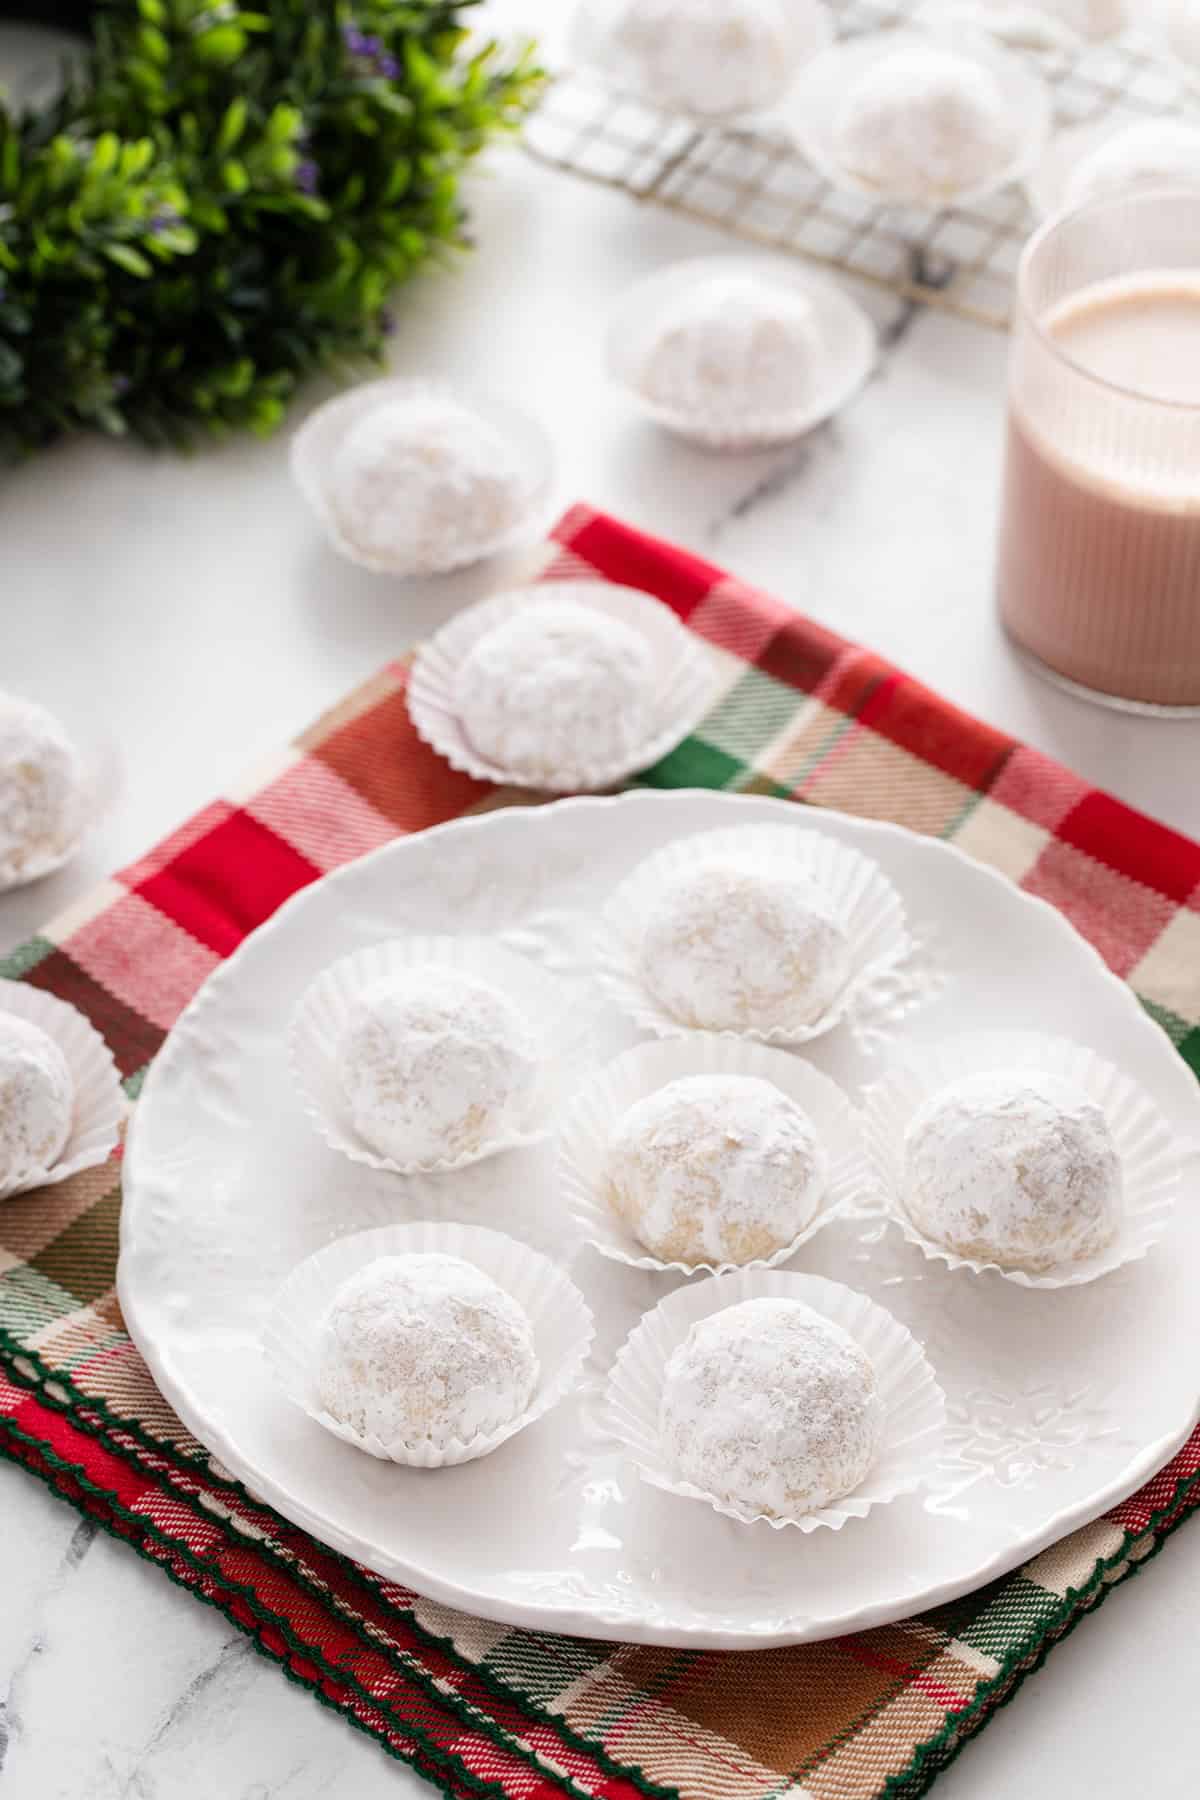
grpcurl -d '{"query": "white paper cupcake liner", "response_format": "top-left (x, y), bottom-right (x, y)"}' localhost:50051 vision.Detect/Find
top-left (289, 934), bottom-right (579, 1175)
top-left (262, 1220), bottom-right (595, 1467)
top-left (606, 256), bottom-right (877, 452)
top-left (600, 822), bottom-right (918, 1046)
top-left (0, 979), bottom-right (125, 1199)
top-left (289, 376), bottom-right (555, 577)
top-left (604, 1268), bottom-right (945, 1530)
top-left (0, 722), bottom-right (122, 894)
top-left (559, 1035), bottom-right (874, 1276)
top-left (783, 28), bottom-right (1052, 210)
top-left (860, 1029), bottom-right (1183, 1288)
top-left (407, 580), bottom-right (719, 793)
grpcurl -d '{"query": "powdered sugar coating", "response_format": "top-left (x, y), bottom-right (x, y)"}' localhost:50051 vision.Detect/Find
top-left (454, 601), bottom-right (656, 784)
top-left (0, 1014), bottom-right (74, 1188)
top-left (603, 0), bottom-right (798, 117)
top-left (338, 968), bottom-right (538, 1166)
top-left (637, 862), bottom-right (851, 1033)
top-left (659, 1297), bottom-right (882, 1518)
top-left (904, 1069), bottom-right (1122, 1272)
top-left (316, 1253), bottom-right (538, 1450)
top-left (328, 395), bottom-right (526, 573)
top-left (0, 695), bottom-right (83, 886)
top-left (1064, 120), bottom-right (1200, 209)
top-left (606, 1074), bottom-right (826, 1265)
top-left (635, 275), bottom-right (822, 422)
top-left (833, 47), bottom-right (1018, 199)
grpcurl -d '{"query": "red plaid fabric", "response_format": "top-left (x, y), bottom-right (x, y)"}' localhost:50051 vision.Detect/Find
top-left (2, 506), bottom-right (1198, 1800)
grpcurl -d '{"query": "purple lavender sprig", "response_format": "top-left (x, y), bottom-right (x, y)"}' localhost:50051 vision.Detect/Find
top-left (149, 206), bottom-right (183, 238)
top-left (342, 19), bottom-right (400, 81)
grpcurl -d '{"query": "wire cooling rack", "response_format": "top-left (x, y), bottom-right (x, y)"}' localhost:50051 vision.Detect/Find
top-left (522, 0), bottom-right (1199, 328)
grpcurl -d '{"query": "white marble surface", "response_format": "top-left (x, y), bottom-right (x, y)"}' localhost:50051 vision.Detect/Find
top-left (5, 11), bottom-right (1200, 1795)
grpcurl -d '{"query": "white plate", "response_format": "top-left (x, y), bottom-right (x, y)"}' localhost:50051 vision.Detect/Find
top-left (119, 790), bottom-right (1200, 1649)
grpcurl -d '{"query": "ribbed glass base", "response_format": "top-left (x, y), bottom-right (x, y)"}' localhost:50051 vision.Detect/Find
top-left (1004, 625), bottom-right (1200, 719)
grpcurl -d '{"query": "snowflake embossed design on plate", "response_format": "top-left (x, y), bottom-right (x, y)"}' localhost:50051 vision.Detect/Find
top-left (118, 790), bottom-right (1200, 1649)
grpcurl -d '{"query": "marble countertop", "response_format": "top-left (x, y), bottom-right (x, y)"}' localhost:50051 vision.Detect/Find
top-left (4, 13), bottom-right (1200, 1795)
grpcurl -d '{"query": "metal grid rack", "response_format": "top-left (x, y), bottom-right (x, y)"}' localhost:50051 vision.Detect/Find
top-left (523, 0), bottom-right (1198, 329)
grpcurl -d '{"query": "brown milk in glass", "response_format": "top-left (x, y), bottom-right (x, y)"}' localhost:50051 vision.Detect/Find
top-left (996, 189), bottom-right (1200, 712)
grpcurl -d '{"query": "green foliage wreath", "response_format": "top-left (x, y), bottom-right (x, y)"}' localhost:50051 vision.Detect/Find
top-left (0, 1), bottom-right (539, 451)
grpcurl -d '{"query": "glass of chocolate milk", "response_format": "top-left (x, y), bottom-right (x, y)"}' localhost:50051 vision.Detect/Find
top-left (997, 187), bottom-right (1200, 712)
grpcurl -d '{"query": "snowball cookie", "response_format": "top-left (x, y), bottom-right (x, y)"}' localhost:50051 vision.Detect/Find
top-left (327, 393), bottom-right (525, 571)
top-left (604, 0), bottom-right (803, 117)
top-left (1065, 121), bottom-right (1200, 210)
top-left (0, 695), bottom-right (83, 886)
top-left (660, 1296), bottom-right (882, 1517)
top-left (0, 1014), bottom-right (74, 1188)
top-left (316, 1253), bottom-right (539, 1449)
top-left (606, 1074), bottom-right (827, 1264)
top-left (637, 862), bottom-right (852, 1032)
top-left (903, 1069), bottom-right (1122, 1271)
top-left (636, 275), bottom-right (822, 420)
top-left (454, 601), bottom-right (656, 783)
top-left (338, 967), bottom-right (538, 1165)
top-left (833, 47), bottom-right (1018, 200)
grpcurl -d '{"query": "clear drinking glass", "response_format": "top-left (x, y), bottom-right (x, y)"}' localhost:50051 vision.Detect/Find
top-left (996, 187), bottom-right (1200, 714)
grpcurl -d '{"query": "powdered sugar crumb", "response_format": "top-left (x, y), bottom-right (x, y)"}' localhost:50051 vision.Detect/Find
top-left (601, 0), bottom-right (801, 117)
top-left (0, 1013), bottom-right (74, 1188)
top-left (606, 1073), bottom-right (826, 1265)
top-left (338, 967), bottom-right (538, 1166)
top-left (636, 275), bottom-right (822, 422)
top-left (0, 694), bottom-right (83, 886)
top-left (659, 1297), bottom-right (882, 1518)
top-left (834, 46), bottom-right (1018, 200)
top-left (637, 862), bottom-right (852, 1033)
top-left (903, 1068), bottom-right (1122, 1272)
top-left (317, 1253), bottom-right (538, 1451)
top-left (454, 601), bottom-right (656, 785)
top-left (328, 393), bottom-right (526, 574)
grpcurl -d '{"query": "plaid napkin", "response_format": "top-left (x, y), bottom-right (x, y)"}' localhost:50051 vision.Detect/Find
top-left (3, 505), bottom-right (1199, 1800)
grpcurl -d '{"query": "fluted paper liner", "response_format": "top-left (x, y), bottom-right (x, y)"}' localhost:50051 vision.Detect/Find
top-left (289, 934), bottom-right (578, 1175)
top-left (408, 580), bottom-right (719, 793)
top-left (607, 256), bottom-right (876, 452)
top-left (600, 821), bottom-right (918, 1045)
top-left (860, 1029), bottom-right (1183, 1288)
top-left (604, 1268), bottom-right (945, 1530)
top-left (0, 979), bottom-right (125, 1199)
top-left (289, 376), bottom-right (554, 576)
top-left (560, 1035), bottom-right (875, 1276)
top-left (262, 1220), bottom-right (595, 1467)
